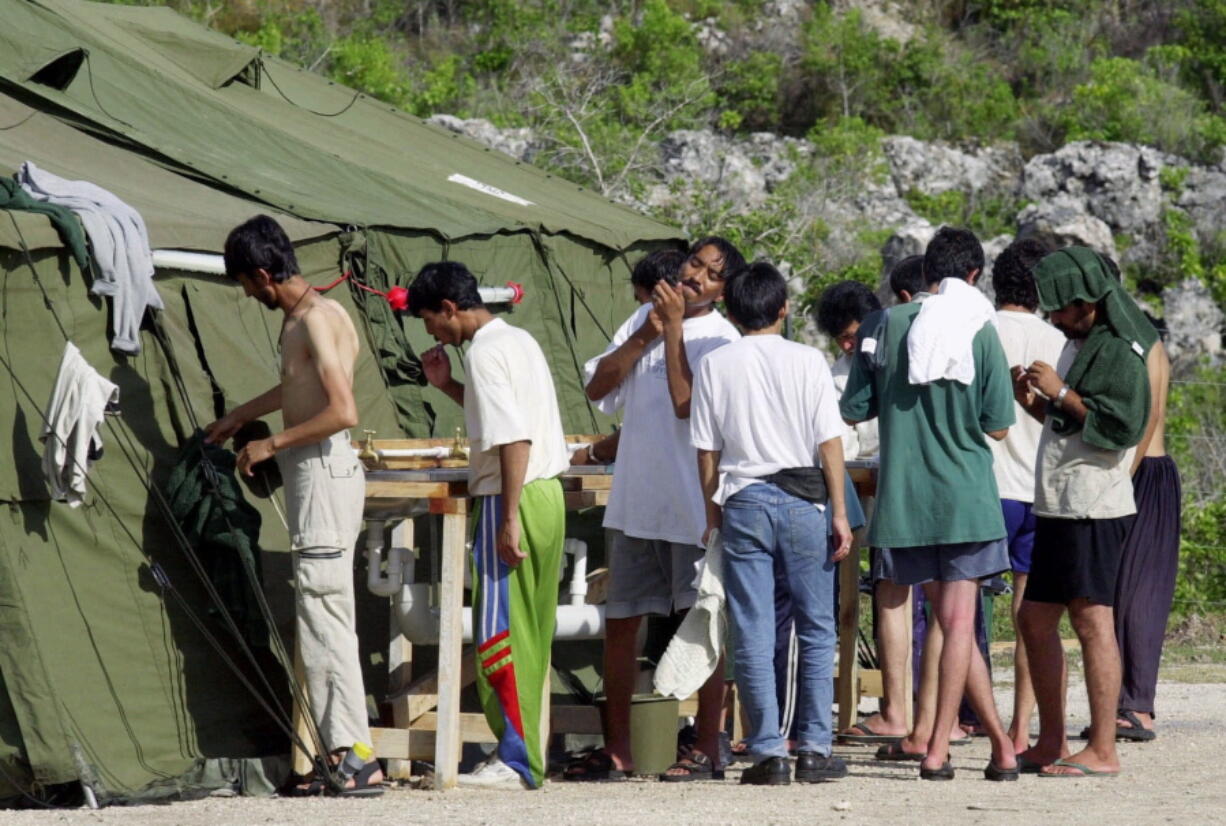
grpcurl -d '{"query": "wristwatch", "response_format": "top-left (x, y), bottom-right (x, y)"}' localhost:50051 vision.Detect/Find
top-left (1054, 385), bottom-right (1070, 407)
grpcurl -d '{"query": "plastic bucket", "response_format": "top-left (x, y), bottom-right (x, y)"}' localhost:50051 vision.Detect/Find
top-left (628, 694), bottom-right (679, 776)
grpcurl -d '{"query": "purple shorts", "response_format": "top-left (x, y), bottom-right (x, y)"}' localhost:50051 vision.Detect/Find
top-left (1002, 499), bottom-right (1036, 574)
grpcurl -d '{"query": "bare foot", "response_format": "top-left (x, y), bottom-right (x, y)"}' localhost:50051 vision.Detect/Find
top-left (1018, 744), bottom-right (1068, 770)
top-left (1117, 710), bottom-right (1154, 731)
top-left (1040, 746), bottom-right (1120, 776)
top-left (840, 713), bottom-right (907, 738)
top-left (1006, 722), bottom-right (1031, 754)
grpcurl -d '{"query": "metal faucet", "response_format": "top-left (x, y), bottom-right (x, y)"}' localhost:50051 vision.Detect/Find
top-left (358, 429), bottom-right (379, 464)
top-left (449, 426), bottom-right (470, 460)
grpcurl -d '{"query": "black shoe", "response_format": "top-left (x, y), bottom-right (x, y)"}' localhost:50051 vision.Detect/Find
top-left (740, 756), bottom-right (791, 786)
top-left (795, 751), bottom-right (848, 783)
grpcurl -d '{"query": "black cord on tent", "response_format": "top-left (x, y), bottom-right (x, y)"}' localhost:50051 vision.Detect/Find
top-left (5, 214), bottom-right (70, 342)
top-left (80, 51), bottom-right (133, 129)
top-left (259, 58), bottom-right (361, 118)
top-left (0, 111), bottom-right (37, 132)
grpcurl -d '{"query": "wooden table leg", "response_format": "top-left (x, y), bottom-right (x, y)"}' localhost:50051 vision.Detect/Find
top-left (433, 501), bottom-right (467, 790)
top-left (387, 518), bottom-right (415, 781)
top-left (836, 544), bottom-right (861, 731)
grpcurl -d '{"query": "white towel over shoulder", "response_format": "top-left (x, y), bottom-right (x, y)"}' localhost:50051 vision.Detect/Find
top-left (18, 161), bottom-right (162, 354)
top-left (654, 530), bottom-right (725, 700)
top-left (41, 342), bottom-right (119, 507)
top-left (907, 277), bottom-right (997, 385)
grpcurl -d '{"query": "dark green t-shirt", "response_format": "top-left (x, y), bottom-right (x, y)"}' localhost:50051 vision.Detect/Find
top-left (839, 302), bottom-right (1015, 548)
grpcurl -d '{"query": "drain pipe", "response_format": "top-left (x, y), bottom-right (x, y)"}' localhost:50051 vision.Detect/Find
top-left (391, 538), bottom-right (605, 644)
top-left (564, 538), bottom-right (589, 606)
top-left (365, 519), bottom-right (406, 598)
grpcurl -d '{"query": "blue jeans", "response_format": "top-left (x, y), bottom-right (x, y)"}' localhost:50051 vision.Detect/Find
top-left (723, 483), bottom-right (837, 761)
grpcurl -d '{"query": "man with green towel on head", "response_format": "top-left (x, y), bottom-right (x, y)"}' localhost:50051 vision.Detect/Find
top-left (1012, 246), bottom-right (1155, 779)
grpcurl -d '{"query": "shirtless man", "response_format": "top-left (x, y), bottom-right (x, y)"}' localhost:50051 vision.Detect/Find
top-left (205, 215), bottom-right (382, 797)
top-left (1112, 330), bottom-right (1180, 741)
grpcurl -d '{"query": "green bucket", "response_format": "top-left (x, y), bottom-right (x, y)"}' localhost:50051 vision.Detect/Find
top-left (628, 694), bottom-right (680, 776)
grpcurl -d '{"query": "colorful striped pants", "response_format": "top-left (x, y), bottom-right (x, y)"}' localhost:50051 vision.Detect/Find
top-left (472, 477), bottom-right (565, 788)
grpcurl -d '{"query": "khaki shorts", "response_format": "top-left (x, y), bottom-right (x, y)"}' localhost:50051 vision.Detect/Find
top-left (605, 530), bottom-right (703, 619)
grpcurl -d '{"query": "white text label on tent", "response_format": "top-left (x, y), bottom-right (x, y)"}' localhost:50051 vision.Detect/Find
top-left (447, 174), bottom-right (535, 207)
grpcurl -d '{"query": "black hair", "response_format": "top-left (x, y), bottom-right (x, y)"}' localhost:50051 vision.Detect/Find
top-left (631, 248), bottom-right (685, 292)
top-left (888, 255), bottom-right (927, 301)
top-left (223, 214), bottom-right (299, 282)
top-left (991, 236), bottom-right (1052, 311)
top-left (723, 261), bottom-right (788, 331)
top-left (689, 235), bottom-right (747, 279)
top-left (816, 280), bottom-right (882, 337)
top-left (923, 226), bottom-right (984, 284)
top-left (407, 261), bottom-right (484, 316)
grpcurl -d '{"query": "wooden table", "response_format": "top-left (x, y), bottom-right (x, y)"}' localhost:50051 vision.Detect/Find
top-left (292, 448), bottom-right (899, 788)
top-left (355, 461), bottom-right (613, 790)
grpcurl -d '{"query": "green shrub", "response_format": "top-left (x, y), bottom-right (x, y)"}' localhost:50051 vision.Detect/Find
top-left (716, 52), bottom-right (783, 132)
top-left (1056, 55), bottom-right (1226, 161)
top-left (328, 34), bottom-right (411, 107)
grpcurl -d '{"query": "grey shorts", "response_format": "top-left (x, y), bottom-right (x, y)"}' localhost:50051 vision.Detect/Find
top-left (873, 538), bottom-right (1009, 587)
top-left (605, 530), bottom-right (703, 619)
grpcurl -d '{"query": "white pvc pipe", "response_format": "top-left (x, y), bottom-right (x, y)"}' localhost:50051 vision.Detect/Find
top-left (564, 538), bottom-right (589, 606)
top-left (393, 584), bottom-right (604, 644)
top-left (365, 519), bottom-right (406, 598)
top-left (386, 534), bottom-right (604, 643)
top-left (372, 446), bottom-right (454, 459)
top-left (153, 249), bottom-right (521, 303)
top-left (152, 249), bottom-right (227, 274)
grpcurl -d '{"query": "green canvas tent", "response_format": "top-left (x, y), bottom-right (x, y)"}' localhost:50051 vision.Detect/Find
top-left (0, 0), bottom-right (684, 805)
top-left (0, 0), bottom-right (684, 437)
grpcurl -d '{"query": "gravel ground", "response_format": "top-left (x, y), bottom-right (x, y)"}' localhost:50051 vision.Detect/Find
top-left (3, 678), bottom-right (1224, 825)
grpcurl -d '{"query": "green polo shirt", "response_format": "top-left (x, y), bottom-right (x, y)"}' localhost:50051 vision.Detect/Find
top-left (840, 302), bottom-right (1015, 548)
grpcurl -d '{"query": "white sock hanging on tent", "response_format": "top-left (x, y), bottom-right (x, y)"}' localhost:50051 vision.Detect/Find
top-left (41, 342), bottom-right (120, 507)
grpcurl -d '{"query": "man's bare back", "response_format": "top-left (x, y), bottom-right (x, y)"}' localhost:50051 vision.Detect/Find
top-left (1133, 340), bottom-right (1169, 470)
top-left (280, 295), bottom-right (360, 432)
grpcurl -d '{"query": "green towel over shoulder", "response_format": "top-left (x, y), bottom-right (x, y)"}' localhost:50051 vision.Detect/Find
top-left (1033, 246), bottom-right (1154, 451)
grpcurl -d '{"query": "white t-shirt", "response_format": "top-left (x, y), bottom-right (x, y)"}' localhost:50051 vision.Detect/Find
top-left (690, 334), bottom-right (846, 506)
top-left (583, 305), bottom-right (739, 544)
top-left (1033, 339), bottom-right (1137, 519)
top-left (990, 310), bottom-right (1067, 502)
top-left (463, 318), bottom-right (570, 497)
top-left (831, 353), bottom-right (879, 459)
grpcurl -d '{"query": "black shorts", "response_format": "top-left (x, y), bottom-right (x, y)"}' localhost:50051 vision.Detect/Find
top-left (1024, 515), bottom-right (1136, 606)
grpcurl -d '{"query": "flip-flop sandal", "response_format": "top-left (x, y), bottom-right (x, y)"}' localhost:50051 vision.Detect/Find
top-left (562, 749), bottom-right (628, 782)
top-left (984, 760), bottom-right (1020, 782)
top-left (659, 750), bottom-right (724, 783)
top-left (919, 761), bottom-right (955, 781)
top-left (1017, 756), bottom-right (1047, 774)
top-left (339, 762), bottom-right (385, 798)
top-left (728, 740), bottom-right (752, 764)
top-left (838, 721), bottom-right (902, 744)
top-left (875, 742), bottom-right (924, 762)
top-left (287, 776), bottom-right (327, 798)
top-left (1038, 758), bottom-right (1120, 779)
top-left (1116, 710), bottom-right (1157, 742)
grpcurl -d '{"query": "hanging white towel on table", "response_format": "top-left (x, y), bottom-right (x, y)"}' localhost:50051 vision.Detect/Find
top-left (18, 161), bottom-right (162, 354)
top-left (654, 530), bottom-right (725, 700)
top-left (41, 342), bottom-right (120, 507)
top-left (907, 276), bottom-right (997, 385)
